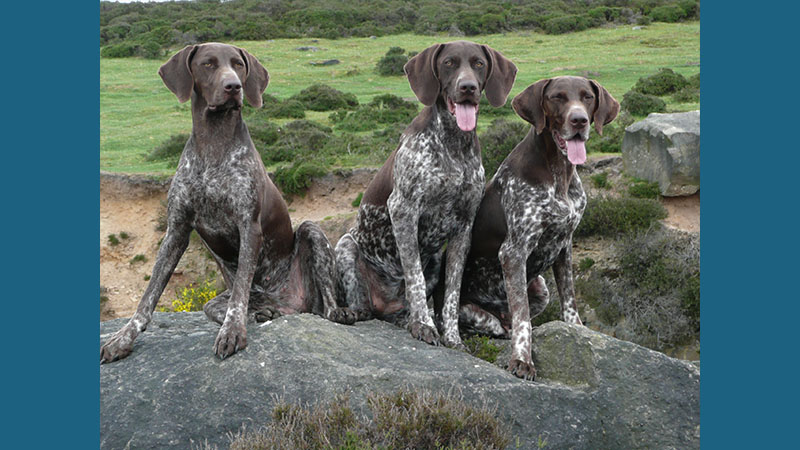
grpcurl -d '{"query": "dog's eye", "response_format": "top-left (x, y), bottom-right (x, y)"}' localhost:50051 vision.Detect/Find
top-left (584, 94), bottom-right (594, 100)
top-left (202, 62), bottom-right (213, 68)
top-left (444, 60), bottom-right (454, 67)
top-left (234, 62), bottom-right (244, 68)
top-left (475, 61), bottom-right (484, 68)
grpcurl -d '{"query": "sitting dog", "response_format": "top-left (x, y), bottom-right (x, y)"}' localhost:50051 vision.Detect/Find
top-left (441, 76), bottom-right (619, 379)
top-left (101, 43), bottom-right (354, 363)
top-left (335, 41), bottom-right (517, 347)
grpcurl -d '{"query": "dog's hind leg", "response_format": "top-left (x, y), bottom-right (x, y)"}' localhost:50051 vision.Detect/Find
top-left (296, 221), bottom-right (356, 325)
top-left (528, 275), bottom-right (551, 318)
top-left (335, 232), bottom-right (373, 322)
top-left (459, 303), bottom-right (509, 338)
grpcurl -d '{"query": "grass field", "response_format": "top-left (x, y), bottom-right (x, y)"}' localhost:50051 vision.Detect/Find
top-left (100, 21), bottom-right (699, 174)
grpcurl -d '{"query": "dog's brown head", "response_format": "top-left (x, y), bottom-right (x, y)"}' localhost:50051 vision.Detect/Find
top-left (158, 43), bottom-right (269, 112)
top-left (512, 76), bottom-right (619, 165)
top-left (404, 41), bottom-right (517, 132)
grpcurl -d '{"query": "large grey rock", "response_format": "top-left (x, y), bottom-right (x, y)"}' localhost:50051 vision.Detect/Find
top-left (100, 313), bottom-right (699, 449)
top-left (622, 111), bottom-right (700, 196)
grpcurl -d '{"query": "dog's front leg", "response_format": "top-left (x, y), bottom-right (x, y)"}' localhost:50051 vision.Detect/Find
top-left (499, 233), bottom-right (537, 380)
top-left (438, 229), bottom-right (471, 349)
top-left (213, 220), bottom-right (262, 359)
top-left (388, 193), bottom-right (440, 345)
top-left (100, 221), bottom-right (192, 363)
top-left (552, 241), bottom-right (582, 325)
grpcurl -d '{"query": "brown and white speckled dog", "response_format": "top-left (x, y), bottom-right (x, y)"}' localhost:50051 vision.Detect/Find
top-left (100, 43), bottom-right (354, 364)
top-left (335, 41), bottom-right (517, 348)
top-left (442, 76), bottom-right (619, 379)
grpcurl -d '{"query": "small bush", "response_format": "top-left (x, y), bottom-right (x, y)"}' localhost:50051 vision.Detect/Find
top-left (479, 119), bottom-right (529, 180)
top-left (107, 234), bottom-right (121, 246)
top-left (632, 68), bottom-right (688, 96)
top-left (574, 196), bottom-right (667, 238)
top-left (230, 389), bottom-right (512, 449)
top-left (273, 158), bottom-right (328, 196)
top-left (168, 276), bottom-right (218, 312)
top-left (541, 14), bottom-right (596, 34)
top-left (578, 257), bottom-right (596, 271)
top-left (590, 172), bottom-right (611, 189)
top-left (376, 46), bottom-right (414, 76)
top-left (146, 133), bottom-right (189, 167)
top-left (351, 192), bottom-right (363, 207)
top-left (478, 95), bottom-right (514, 117)
top-left (672, 86), bottom-right (699, 103)
top-left (290, 84), bottom-right (358, 111)
top-left (100, 42), bottom-right (136, 58)
top-left (259, 120), bottom-right (332, 166)
top-left (621, 91), bottom-right (666, 116)
top-left (463, 335), bottom-right (502, 363)
top-left (129, 254), bottom-right (147, 265)
top-left (628, 178), bottom-right (661, 199)
top-left (649, 5), bottom-right (685, 23)
top-left (332, 94), bottom-right (417, 132)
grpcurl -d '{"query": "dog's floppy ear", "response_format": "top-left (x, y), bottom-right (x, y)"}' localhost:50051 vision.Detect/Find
top-left (158, 45), bottom-right (198, 103)
top-left (512, 78), bottom-right (551, 134)
top-left (238, 47), bottom-right (269, 109)
top-left (404, 43), bottom-right (443, 106)
top-left (481, 45), bottom-right (517, 107)
top-left (589, 79), bottom-right (620, 135)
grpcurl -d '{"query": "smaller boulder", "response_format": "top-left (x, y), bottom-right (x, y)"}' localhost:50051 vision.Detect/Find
top-left (622, 111), bottom-right (700, 196)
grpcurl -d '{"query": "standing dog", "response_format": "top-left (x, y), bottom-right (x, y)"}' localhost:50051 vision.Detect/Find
top-left (444, 76), bottom-right (619, 379)
top-left (101, 43), bottom-right (354, 363)
top-left (335, 41), bottom-right (517, 347)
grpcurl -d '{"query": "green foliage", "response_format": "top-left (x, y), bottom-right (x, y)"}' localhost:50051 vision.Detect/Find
top-left (331, 94), bottom-right (417, 132)
top-left (145, 133), bottom-right (189, 167)
top-left (273, 158), bottom-right (329, 196)
top-left (259, 120), bottom-right (333, 166)
top-left (107, 234), bottom-right (121, 246)
top-left (376, 47), bottom-right (414, 76)
top-left (590, 172), bottom-right (611, 189)
top-left (478, 119), bottom-right (529, 180)
top-left (578, 257), bottom-right (596, 271)
top-left (574, 196), bottom-right (667, 238)
top-left (230, 389), bottom-right (512, 449)
top-left (531, 293), bottom-right (563, 326)
top-left (129, 254), bottom-right (147, 265)
top-left (100, 43), bottom-right (136, 58)
top-left (161, 276), bottom-right (218, 313)
top-left (351, 192), bottom-right (363, 207)
top-left (621, 91), bottom-right (666, 116)
top-left (628, 178), bottom-right (661, 199)
top-left (541, 14), bottom-right (597, 35)
top-left (479, 96), bottom-right (515, 117)
top-left (290, 83), bottom-right (358, 112)
top-left (632, 68), bottom-right (688, 96)
top-left (649, 4), bottom-right (685, 23)
top-left (463, 335), bottom-right (502, 363)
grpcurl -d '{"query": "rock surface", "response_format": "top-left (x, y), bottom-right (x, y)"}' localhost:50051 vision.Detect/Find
top-left (622, 110), bottom-right (700, 196)
top-left (100, 313), bottom-right (699, 449)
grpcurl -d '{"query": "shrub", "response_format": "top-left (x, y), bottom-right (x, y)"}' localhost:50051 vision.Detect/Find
top-left (479, 119), bottom-right (529, 180)
top-left (146, 133), bottom-right (189, 167)
top-left (259, 120), bottom-right (332, 166)
top-left (290, 84), bottom-right (358, 111)
top-left (628, 178), bottom-right (661, 198)
top-left (100, 42), bottom-right (136, 58)
top-left (168, 276), bottom-right (218, 312)
top-left (632, 68), bottom-right (688, 96)
top-left (351, 192), bottom-right (363, 207)
top-left (463, 335), bottom-right (502, 363)
top-left (129, 254), bottom-right (147, 265)
top-left (229, 389), bottom-right (512, 449)
top-left (574, 196), bottom-right (667, 238)
top-left (590, 172), bottom-right (611, 189)
top-left (332, 94), bottom-right (417, 132)
top-left (273, 158), bottom-right (328, 196)
top-left (672, 86), bottom-right (699, 103)
top-left (376, 46), bottom-right (413, 76)
top-left (621, 91), bottom-right (666, 116)
top-left (541, 14), bottom-right (595, 34)
top-left (107, 234), bottom-right (121, 246)
top-left (649, 5), bottom-right (685, 23)
top-left (479, 96), bottom-right (514, 117)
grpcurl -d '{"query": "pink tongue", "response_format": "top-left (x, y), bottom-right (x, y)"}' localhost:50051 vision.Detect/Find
top-left (454, 103), bottom-right (477, 131)
top-left (566, 139), bottom-right (586, 165)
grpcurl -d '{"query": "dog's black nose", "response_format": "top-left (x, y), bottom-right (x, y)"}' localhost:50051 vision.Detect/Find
top-left (224, 80), bottom-right (242, 93)
top-left (569, 113), bottom-right (588, 128)
top-left (458, 80), bottom-right (478, 94)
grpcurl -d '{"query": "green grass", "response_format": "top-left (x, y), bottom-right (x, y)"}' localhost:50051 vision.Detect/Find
top-left (101, 22), bottom-right (699, 174)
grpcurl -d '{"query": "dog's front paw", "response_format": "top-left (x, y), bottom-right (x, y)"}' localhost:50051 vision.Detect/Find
top-left (214, 320), bottom-right (247, 360)
top-left (508, 358), bottom-right (536, 381)
top-left (253, 306), bottom-right (281, 323)
top-left (100, 325), bottom-right (136, 364)
top-left (440, 332), bottom-right (465, 350)
top-left (408, 320), bottom-right (440, 346)
top-left (328, 307), bottom-right (357, 325)
top-left (350, 307), bottom-right (373, 322)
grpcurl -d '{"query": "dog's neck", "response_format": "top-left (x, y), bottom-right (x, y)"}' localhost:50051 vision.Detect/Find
top-left (189, 92), bottom-right (249, 159)
top-left (530, 128), bottom-right (575, 194)
top-left (424, 99), bottom-right (478, 155)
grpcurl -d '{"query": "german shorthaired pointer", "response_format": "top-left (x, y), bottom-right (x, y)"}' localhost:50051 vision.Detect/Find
top-left (446, 76), bottom-right (619, 379)
top-left (335, 41), bottom-right (517, 348)
top-left (100, 43), bottom-right (354, 363)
